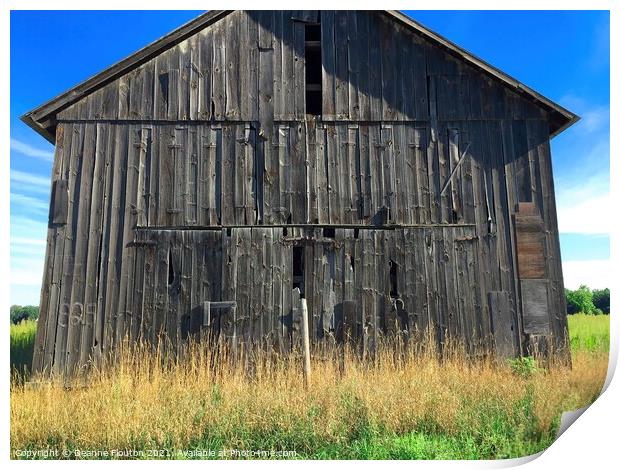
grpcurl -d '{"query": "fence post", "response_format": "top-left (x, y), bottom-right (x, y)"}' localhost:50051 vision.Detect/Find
top-left (301, 298), bottom-right (311, 387)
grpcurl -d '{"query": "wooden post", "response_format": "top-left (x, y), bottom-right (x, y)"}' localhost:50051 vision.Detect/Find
top-left (300, 298), bottom-right (311, 387)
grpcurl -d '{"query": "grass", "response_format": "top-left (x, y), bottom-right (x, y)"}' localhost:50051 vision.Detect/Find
top-left (10, 320), bottom-right (37, 380)
top-left (9, 316), bottom-right (609, 460)
top-left (567, 313), bottom-right (610, 353)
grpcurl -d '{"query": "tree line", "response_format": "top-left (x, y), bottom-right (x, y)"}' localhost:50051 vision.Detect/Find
top-left (565, 286), bottom-right (610, 315)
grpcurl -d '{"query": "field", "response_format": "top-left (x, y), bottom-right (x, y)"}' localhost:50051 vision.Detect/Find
top-left (10, 320), bottom-right (37, 380)
top-left (10, 315), bottom-right (609, 460)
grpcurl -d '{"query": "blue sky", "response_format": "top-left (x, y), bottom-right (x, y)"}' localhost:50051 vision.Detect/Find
top-left (10, 10), bottom-right (610, 305)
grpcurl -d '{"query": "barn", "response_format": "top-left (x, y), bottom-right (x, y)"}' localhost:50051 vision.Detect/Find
top-left (22, 10), bottom-right (578, 376)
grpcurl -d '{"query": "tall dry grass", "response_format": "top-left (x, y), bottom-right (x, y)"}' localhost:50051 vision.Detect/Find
top-left (10, 335), bottom-right (608, 459)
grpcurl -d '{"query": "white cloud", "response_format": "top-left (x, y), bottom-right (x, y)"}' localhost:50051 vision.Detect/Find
top-left (10, 169), bottom-right (51, 195)
top-left (10, 193), bottom-right (49, 213)
top-left (557, 194), bottom-right (610, 235)
top-left (11, 236), bottom-right (46, 246)
top-left (10, 138), bottom-right (54, 162)
top-left (562, 259), bottom-right (610, 290)
top-left (579, 106), bottom-right (609, 134)
top-left (555, 169), bottom-right (609, 235)
top-left (11, 260), bottom-right (45, 286)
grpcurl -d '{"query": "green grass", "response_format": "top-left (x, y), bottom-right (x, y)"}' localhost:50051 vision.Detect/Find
top-left (10, 320), bottom-right (37, 380)
top-left (567, 313), bottom-right (610, 353)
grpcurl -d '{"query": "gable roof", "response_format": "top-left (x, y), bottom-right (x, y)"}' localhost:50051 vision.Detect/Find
top-left (22, 10), bottom-right (578, 144)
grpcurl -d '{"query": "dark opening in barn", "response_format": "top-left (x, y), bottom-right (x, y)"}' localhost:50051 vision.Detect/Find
top-left (305, 22), bottom-right (322, 116)
top-left (293, 246), bottom-right (305, 296)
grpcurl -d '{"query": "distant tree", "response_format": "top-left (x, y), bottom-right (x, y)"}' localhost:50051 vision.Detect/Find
top-left (592, 288), bottom-right (610, 314)
top-left (565, 285), bottom-right (596, 315)
top-left (10, 305), bottom-right (39, 324)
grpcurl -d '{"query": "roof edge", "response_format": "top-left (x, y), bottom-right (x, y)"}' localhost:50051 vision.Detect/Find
top-left (21, 10), bottom-right (232, 144)
top-left (385, 11), bottom-right (580, 138)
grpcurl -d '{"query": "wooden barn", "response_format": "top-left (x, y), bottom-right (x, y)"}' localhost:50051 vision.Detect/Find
top-left (23, 10), bottom-right (578, 375)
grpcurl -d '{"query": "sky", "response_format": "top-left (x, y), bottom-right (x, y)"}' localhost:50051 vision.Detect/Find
top-left (10, 10), bottom-right (610, 305)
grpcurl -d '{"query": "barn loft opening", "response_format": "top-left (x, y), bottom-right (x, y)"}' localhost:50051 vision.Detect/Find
top-left (293, 246), bottom-right (305, 296)
top-left (305, 23), bottom-right (322, 116)
top-left (323, 227), bottom-right (335, 238)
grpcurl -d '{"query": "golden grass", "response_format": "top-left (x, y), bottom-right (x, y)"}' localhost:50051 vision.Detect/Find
top-left (10, 337), bottom-right (608, 459)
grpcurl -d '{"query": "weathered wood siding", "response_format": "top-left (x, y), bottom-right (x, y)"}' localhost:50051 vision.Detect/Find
top-left (32, 11), bottom-right (569, 374)
top-left (57, 11), bottom-right (547, 124)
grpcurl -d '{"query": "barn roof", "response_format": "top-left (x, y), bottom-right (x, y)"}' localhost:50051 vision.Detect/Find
top-left (22, 10), bottom-right (579, 144)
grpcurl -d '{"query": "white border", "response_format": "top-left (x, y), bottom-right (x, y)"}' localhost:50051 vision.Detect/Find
top-left (3, 1), bottom-right (617, 468)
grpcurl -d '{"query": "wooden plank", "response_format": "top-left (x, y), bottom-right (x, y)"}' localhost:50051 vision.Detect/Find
top-left (225, 15), bottom-right (240, 120)
top-left (222, 229), bottom-right (238, 350)
top-left (337, 124), bottom-right (353, 224)
top-left (315, 124), bottom-right (329, 223)
top-left (321, 10), bottom-right (336, 120)
top-left (272, 11), bottom-right (284, 119)
top-left (378, 16), bottom-right (395, 120)
top-left (53, 124), bottom-right (85, 375)
top-left (326, 124), bottom-right (341, 223)
top-left (488, 291), bottom-right (516, 359)
top-left (381, 125), bottom-right (395, 221)
top-left (277, 124), bottom-right (291, 224)
top-left (198, 27), bottom-right (213, 120)
top-left (411, 34), bottom-right (428, 120)
top-left (515, 205), bottom-right (547, 279)
top-left (271, 228), bottom-right (284, 351)
top-left (262, 229), bottom-right (274, 347)
top-left (447, 128), bottom-right (463, 223)
top-left (50, 179), bottom-right (68, 225)
top-left (103, 125), bottom-right (129, 356)
top-left (236, 228), bottom-right (252, 347)
top-left (359, 124), bottom-right (371, 219)
top-left (186, 127), bottom-right (199, 224)
top-left (334, 11), bottom-right (349, 119)
top-left (33, 124), bottom-right (66, 373)
top-left (91, 124), bottom-right (115, 363)
top-left (427, 78), bottom-right (442, 223)
top-left (243, 124), bottom-right (256, 224)
top-left (221, 125), bottom-right (235, 225)
top-left (179, 230), bottom-right (193, 347)
top-left (211, 23), bottom-right (226, 120)
top-left (65, 123), bottom-right (97, 374)
top-left (280, 14), bottom-right (295, 120)
top-left (293, 20), bottom-right (305, 118)
top-left (520, 279), bottom-right (550, 335)
top-left (355, 11), bottom-right (370, 120)
top-left (250, 229), bottom-right (265, 344)
top-left (281, 232), bottom-right (293, 352)
top-left (291, 123), bottom-right (306, 223)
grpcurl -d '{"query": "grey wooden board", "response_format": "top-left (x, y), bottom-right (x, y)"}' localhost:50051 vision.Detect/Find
top-left (488, 291), bottom-right (516, 358)
top-left (50, 179), bottom-right (68, 225)
top-left (520, 279), bottom-right (550, 335)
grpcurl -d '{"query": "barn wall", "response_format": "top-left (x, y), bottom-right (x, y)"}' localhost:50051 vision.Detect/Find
top-left (32, 11), bottom-right (569, 374)
top-left (33, 117), bottom-right (568, 374)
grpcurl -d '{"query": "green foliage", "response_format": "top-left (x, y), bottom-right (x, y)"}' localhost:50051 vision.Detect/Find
top-left (565, 285), bottom-right (596, 315)
top-left (568, 313), bottom-right (610, 353)
top-left (10, 305), bottom-right (39, 324)
top-left (507, 356), bottom-right (539, 378)
top-left (592, 288), bottom-right (610, 314)
top-left (10, 319), bottom-right (37, 380)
